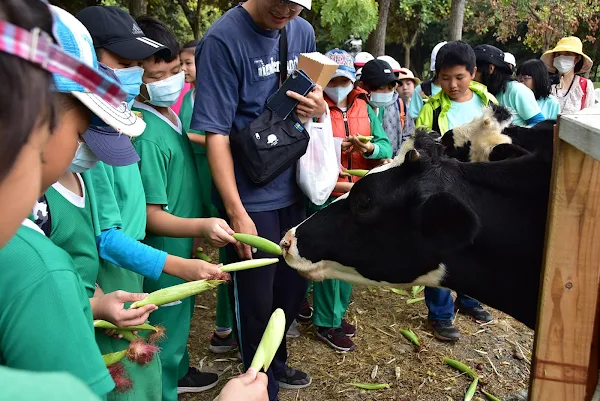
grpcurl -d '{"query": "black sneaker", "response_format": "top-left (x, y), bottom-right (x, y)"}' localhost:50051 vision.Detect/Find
top-left (457, 305), bottom-right (493, 323)
top-left (297, 298), bottom-right (313, 324)
top-left (429, 320), bottom-right (461, 342)
top-left (209, 331), bottom-right (238, 354)
top-left (275, 365), bottom-right (312, 389)
top-left (316, 327), bottom-right (356, 352)
top-left (177, 367), bottom-right (219, 394)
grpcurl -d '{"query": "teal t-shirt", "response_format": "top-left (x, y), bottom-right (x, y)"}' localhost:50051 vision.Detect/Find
top-left (0, 221), bottom-right (114, 397)
top-left (409, 82), bottom-right (442, 119)
top-left (537, 95), bottom-right (560, 120)
top-left (496, 81), bottom-right (542, 126)
top-left (179, 89), bottom-right (207, 156)
top-left (446, 93), bottom-right (484, 130)
top-left (132, 100), bottom-right (203, 258)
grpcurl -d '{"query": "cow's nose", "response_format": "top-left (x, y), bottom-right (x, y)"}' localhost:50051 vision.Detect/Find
top-left (280, 231), bottom-right (294, 254)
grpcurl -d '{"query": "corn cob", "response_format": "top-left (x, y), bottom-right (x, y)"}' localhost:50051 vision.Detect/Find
top-left (232, 233), bottom-right (282, 255)
top-left (350, 383), bottom-right (390, 390)
top-left (390, 288), bottom-right (409, 296)
top-left (356, 135), bottom-right (374, 143)
top-left (221, 258), bottom-right (279, 272)
top-left (400, 329), bottom-right (420, 348)
top-left (129, 280), bottom-right (224, 309)
top-left (464, 377), bottom-right (479, 401)
top-left (481, 390), bottom-right (501, 401)
top-left (407, 297), bottom-right (425, 304)
top-left (195, 247), bottom-right (213, 262)
top-left (102, 349), bottom-right (128, 366)
top-left (94, 320), bottom-right (158, 332)
top-left (444, 357), bottom-right (479, 379)
top-left (343, 169), bottom-right (369, 177)
top-left (250, 308), bottom-right (286, 371)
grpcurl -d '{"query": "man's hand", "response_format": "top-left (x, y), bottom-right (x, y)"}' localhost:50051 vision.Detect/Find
top-left (91, 291), bottom-right (157, 327)
top-left (230, 212), bottom-right (257, 260)
top-left (288, 84), bottom-right (327, 122)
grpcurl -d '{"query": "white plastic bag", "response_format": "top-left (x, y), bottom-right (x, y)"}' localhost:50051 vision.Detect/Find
top-left (297, 106), bottom-right (339, 206)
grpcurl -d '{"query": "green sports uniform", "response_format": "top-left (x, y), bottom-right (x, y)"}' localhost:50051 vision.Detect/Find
top-left (0, 221), bottom-right (114, 398)
top-left (306, 199), bottom-right (353, 329)
top-left (178, 88), bottom-right (213, 218)
top-left (132, 101), bottom-right (203, 401)
top-left (0, 366), bottom-right (101, 401)
top-left (45, 174), bottom-right (102, 297)
top-left (88, 162), bottom-right (163, 401)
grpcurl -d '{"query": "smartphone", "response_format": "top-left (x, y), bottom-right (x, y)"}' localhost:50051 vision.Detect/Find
top-left (267, 69), bottom-right (315, 120)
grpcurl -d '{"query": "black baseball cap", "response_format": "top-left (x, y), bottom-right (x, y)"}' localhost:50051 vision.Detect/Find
top-left (474, 45), bottom-right (511, 72)
top-left (76, 6), bottom-right (171, 61)
top-left (360, 59), bottom-right (399, 88)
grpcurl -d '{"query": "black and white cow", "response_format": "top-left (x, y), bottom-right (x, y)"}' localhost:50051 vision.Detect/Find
top-left (281, 115), bottom-right (555, 329)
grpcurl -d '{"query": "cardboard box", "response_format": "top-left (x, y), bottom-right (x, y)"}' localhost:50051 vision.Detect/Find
top-left (298, 52), bottom-right (339, 88)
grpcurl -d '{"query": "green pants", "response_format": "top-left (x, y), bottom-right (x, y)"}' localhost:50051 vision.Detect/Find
top-left (144, 273), bottom-right (193, 401)
top-left (215, 247), bottom-right (234, 330)
top-left (312, 279), bottom-right (353, 328)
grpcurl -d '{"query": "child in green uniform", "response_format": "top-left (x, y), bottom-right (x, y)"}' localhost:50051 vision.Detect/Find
top-left (0, 3), bottom-right (136, 398)
top-left (133, 17), bottom-right (236, 401)
top-left (179, 39), bottom-right (236, 354)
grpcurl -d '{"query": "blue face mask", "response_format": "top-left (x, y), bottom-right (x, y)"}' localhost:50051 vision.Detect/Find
top-left (142, 71), bottom-right (185, 107)
top-left (69, 142), bottom-right (99, 173)
top-left (369, 91), bottom-right (395, 108)
top-left (113, 66), bottom-right (144, 106)
top-left (324, 84), bottom-right (354, 105)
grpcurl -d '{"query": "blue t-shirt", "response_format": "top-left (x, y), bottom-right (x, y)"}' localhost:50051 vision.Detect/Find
top-left (446, 93), bottom-right (484, 130)
top-left (496, 81), bottom-right (542, 127)
top-left (191, 6), bottom-right (316, 212)
top-left (409, 82), bottom-right (441, 119)
top-left (537, 95), bottom-right (560, 120)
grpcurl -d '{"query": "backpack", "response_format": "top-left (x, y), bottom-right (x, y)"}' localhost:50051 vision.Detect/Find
top-left (580, 76), bottom-right (588, 110)
top-left (420, 79), bottom-right (433, 99)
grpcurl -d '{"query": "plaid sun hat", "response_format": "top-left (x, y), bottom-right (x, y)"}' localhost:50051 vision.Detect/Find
top-left (50, 5), bottom-right (144, 137)
top-left (0, 13), bottom-right (125, 109)
top-left (325, 49), bottom-right (356, 82)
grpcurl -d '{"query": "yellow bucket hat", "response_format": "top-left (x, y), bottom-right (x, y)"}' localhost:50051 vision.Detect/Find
top-left (541, 36), bottom-right (593, 74)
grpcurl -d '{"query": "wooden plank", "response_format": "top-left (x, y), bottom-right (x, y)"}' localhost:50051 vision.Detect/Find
top-left (559, 110), bottom-right (600, 161)
top-left (530, 132), bottom-right (600, 401)
top-left (584, 279), bottom-right (600, 401)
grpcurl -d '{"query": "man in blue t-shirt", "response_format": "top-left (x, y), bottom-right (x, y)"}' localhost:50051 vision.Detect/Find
top-left (191, 1), bottom-right (324, 400)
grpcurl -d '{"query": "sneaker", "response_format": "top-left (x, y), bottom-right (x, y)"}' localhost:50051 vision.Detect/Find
top-left (177, 367), bottom-right (219, 394)
top-left (340, 319), bottom-right (356, 337)
top-left (209, 331), bottom-right (238, 354)
top-left (286, 319), bottom-right (300, 338)
top-left (297, 298), bottom-right (313, 324)
top-left (275, 365), bottom-right (312, 389)
top-left (456, 305), bottom-right (494, 324)
top-left (316, 327), bottom-right (356, 352)
top-left (429, 320), bottom-right (460, 342)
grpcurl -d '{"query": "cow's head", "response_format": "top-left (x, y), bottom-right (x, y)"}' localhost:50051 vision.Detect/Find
top-left (281, 131), bottom-right (482, 287)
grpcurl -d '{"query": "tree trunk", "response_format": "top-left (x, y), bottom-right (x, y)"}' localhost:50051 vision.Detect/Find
top-left (192, 0), bottom-right (202, 39)
top-left (129, 0), bottom-right (147, 17)
top-left (403, 44), bottom-right (412, 69)
top-left (448, 0), bottom-right (466, 41)
top-left (366, 0), bottom-right (393, 57)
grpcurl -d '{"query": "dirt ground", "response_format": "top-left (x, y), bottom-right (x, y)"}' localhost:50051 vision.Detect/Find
top-left (181, 251), bottom-right (533, 401)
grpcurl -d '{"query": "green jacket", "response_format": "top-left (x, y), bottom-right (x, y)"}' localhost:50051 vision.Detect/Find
top-left (415, 81), bottom-right (498, 134)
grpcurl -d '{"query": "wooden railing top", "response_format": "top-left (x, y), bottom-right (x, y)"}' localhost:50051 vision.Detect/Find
top-left (559, 108), bottom-right (600, 161)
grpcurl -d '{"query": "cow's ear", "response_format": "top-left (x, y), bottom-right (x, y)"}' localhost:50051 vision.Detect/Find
top-left (419, 192), bottom-right (480, 252)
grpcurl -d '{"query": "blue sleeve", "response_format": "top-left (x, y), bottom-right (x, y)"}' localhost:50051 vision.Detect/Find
top-left (191, 36), bottom-right (239, 135)
top-left (526, 113), bottom-right (545, 126)
top-left (513, 82), bottom-right (542, 121)
top-left (408, 84), bottom-right (424, 120)
top-left (96, 228), bottom-right (166, 281)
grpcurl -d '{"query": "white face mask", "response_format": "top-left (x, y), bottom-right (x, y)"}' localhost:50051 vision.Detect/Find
top-left (69, 142), bottom-right (99, 173)
top-left (142, 71), bottom-right (185, 107)
top-left (553, 55), bottom-right (576, 75)
top-left (369, 91), bottom-right (395, 108)
top-left (324, 84), bottom-right (354, 105)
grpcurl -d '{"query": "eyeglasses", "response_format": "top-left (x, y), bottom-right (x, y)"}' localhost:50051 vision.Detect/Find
top-left (275, 0), bottom-right (303, 11)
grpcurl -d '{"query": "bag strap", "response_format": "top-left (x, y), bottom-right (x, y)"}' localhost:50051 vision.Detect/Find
top-left (579, 76), bottom-right (588, 110)
top-left (279, 27), bottom-right (288, 86)
top-left (421, 80), bottom-right (433, 97)
top-left (397, 97), bottom-right (406, 130)
top-left (431, 105), bottom-right (442, 134)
